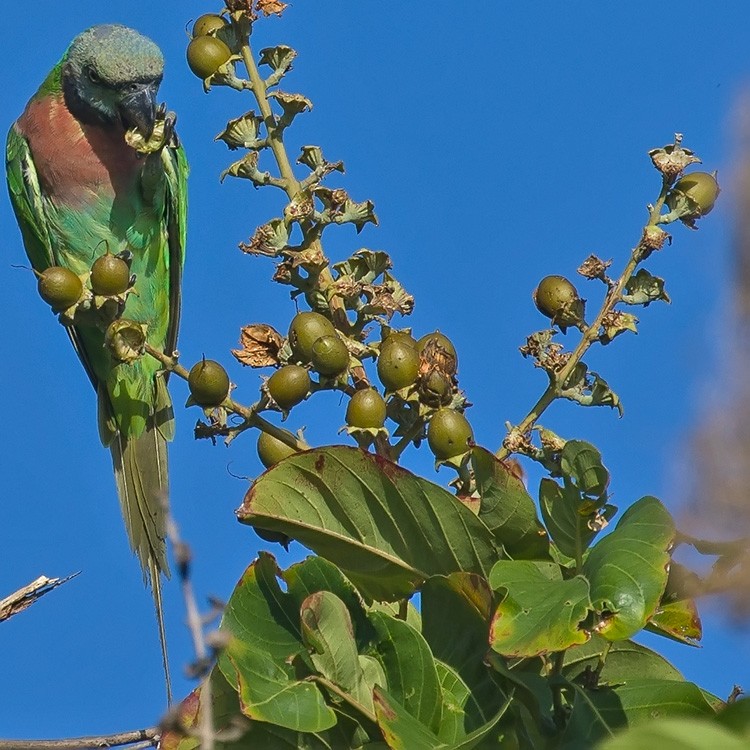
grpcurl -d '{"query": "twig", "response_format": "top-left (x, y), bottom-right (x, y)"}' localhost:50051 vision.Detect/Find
top-left (144, 344), bottom-right (309, 452)
top-left (0, 728), bottom-right (158, 750)
top-left (163, 507), bottom-right (215, 750)
top-left (0, 573), bottom-right (78, 623)
top-left (497, 176), bottom-right (672, 460)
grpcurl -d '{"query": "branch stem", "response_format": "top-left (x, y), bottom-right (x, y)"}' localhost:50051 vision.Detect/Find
top-left (0, 729), bottom-right (158, 750)
top-left (497, 177), bottom-right (671, 459)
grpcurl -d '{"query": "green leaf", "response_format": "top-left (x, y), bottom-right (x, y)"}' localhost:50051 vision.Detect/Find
top-left (161, 667), bottom-right (353, 750)
top-left (559, 441), bottom-right (610, 499)
top-left (217, 554), bottom-right (337, 732)
top-left (563, 635), bottom-right (683, 684)
top-left (539, 478), bottom-right (616, 560)
top-left (489, 561), bottom-right (590, 657)
top-left (716, 697), bottom-right (750, 737)
top-left (300, 591), bottom-right (376, 715)
top-left (646, 598), bottom-right (702, 646)
top-left (471, 447), bottom-right (549, 558)
top-left (374, 686), bottom-right (445, 749)
top-left (373, 686), bottom-right (510, 750)
top-left (238, 446), bottom-right (498, 600)
top-left (563, 679), bottom-right (716, 748)
top-left (367, 610), bottom-right (443, 732)
top-left (596, 718), bottom-right (745, 750)
top-left (422, 574), bottom-right (505, 726)
top-left (584, 497), bottom-right (675, 640)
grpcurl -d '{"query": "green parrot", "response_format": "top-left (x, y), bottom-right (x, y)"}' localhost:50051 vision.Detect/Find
top-left (6, 24), bottom-right (187, 699)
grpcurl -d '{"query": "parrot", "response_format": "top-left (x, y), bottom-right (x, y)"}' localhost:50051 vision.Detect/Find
top-left (6, 24), bottom-right (187, 701)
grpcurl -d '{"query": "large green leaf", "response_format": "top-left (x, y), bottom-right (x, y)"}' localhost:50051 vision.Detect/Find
top-left (471, 447), bottom-right (549, 558)
top-left (238, 446), bottom-right (498, 600)
top-left (160, 668), bottom-right (357, 750)
top-left (716, 698), bottom-right (750, 737)
top-left (563, 635), bottom-right (683, 684)
top-left (596, 717), bottom-right (746, 750)
top-left (421, 574), bottom-right (492, 689)
top-left (584, 497), bottom-right (675, 640)
top-left (218, 554), bottom-right (337, 732)
top-left (489, 561), bottom-right (590, 657)
top-left (561, 678), bottom-right (715, 748)
top-left (300, 591), bottom-right (379, 716)
top-left (367, 610), bottom-right (443, 732)
top-left (373, 686), bottom-right (510, 750)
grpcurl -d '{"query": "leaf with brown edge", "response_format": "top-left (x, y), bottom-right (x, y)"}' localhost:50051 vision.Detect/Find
top-left (237, 446), bottom-right (498, 601)
top-left (232, 323), bottom-right (284, 367)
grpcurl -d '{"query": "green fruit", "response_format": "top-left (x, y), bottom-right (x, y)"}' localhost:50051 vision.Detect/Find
top-left (90, 253), bottom-right (130, 296)
top-left (533, 275), bottom-right (579, 320)
top-left (346, 388), bottom-right (387, 428)
top-left (268, 365), bottom-right (311, 410)
top-left (427, 409), bottom-right (473, 460)
top-left (188, 359), bottom-right (230, 407)
top-left (377, 338), bottom-right (420, 390)
top-left (37, 266), bottom-right (83, 310)
top-left (667, 171), bottom-right (720, 217)
top-left (420, 370), bottom-right (453, 407)
top-left (382, 330), bottom-right (418, 349)
top-left (288, 311), bottom-right (336, 362)
top-left (310, 334), bottom-right (349, 376)
top-left (192, 13), bottom-right (228, 37)
top-left (187, 35), bottom-right (232, 79)
top-left (257, 430), bottom-right (297, 469)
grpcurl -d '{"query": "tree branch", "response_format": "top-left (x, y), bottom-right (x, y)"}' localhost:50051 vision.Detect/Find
top-left (0, 728), bottom-right (158, 750)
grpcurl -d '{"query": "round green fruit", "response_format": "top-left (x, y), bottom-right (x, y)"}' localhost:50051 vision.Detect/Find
top-left (38, 266), bottom-right (83, 310)
top-left (257, 430), bottom-right (297, 469)
top-left (187, 35), bottom-right (232, 79)
top-left (533, 275), bottom-right (579, 320)
top-left (667, 171), bottom-right (720, 217)
top-left (377, 339), bottom-right (420, 391)
top-left (267, 365), bottom-right (311, 410)
top-left (192, 13), bottom-right (228, 37)
top-left (188, 359), bottom-right (230, 407)
top-left (310, 334), bottom-right (349, 376)
top-left (382, 330), bottom-right (418, 349)
top-left (427, 409), bottom-right (473, 460)
top-left (346, 388), bottom-right (387, 429)
top-left (288, 311), bottom-right (336, 363)
top-left (90, 254), bottom-right (130, 296)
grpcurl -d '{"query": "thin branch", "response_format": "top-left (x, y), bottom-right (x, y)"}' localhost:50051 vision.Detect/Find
top-left (0, 728), bottom-right (158, 750)
top-left (497, 176), bottom-right (672, 460)
top-left (163, 506), bottom-right (214, 750)
top-left (144, 344), bottom-right (309, 452)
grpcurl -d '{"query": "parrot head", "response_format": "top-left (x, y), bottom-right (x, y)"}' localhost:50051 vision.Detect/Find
top-left (62, 24), bottom-right (164, 137)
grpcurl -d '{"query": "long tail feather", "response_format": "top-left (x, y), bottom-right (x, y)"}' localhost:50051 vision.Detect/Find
top-left (111, 416), bottom-right (172, 703)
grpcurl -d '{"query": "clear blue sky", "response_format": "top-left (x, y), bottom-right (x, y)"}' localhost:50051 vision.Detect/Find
top-left (2, 0), bottom-right (749, 740)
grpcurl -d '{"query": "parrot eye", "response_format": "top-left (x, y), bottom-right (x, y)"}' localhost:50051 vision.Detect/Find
top-left (87, 67), bottom-right (102, 84)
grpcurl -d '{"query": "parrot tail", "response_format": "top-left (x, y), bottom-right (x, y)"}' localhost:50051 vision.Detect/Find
top-left (110, 410), bottom-right (173, 705)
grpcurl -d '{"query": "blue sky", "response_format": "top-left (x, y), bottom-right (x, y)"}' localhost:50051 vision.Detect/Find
top-left (2, 0), bottom-right (749, 740)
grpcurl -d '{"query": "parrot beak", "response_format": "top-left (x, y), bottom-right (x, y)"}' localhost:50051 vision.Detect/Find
top-left (118, 82), bottom-right (159, 138)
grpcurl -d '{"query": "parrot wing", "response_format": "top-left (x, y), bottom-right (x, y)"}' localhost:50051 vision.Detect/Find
top-left (6, 124), bottom-right (98, 388)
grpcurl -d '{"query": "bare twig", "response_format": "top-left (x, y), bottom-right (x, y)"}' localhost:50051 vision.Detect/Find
top-left (0, 574), bottom-right (79, 623)
top-left (163, 504), bottom-right (216, 750)
top-left (0, 728), bottom-right (158, 750)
